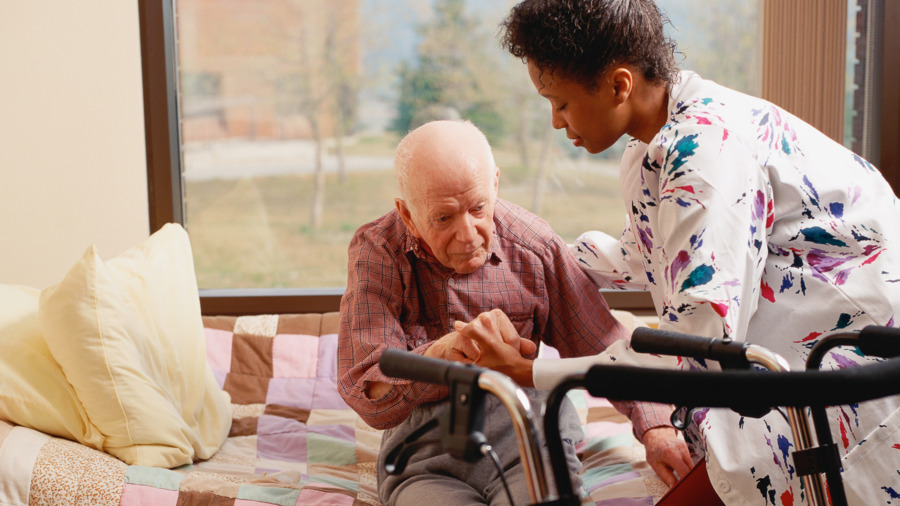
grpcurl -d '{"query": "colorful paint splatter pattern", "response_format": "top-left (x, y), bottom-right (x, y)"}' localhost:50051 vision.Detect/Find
top-left (572, 72), bottom-right (900, 505)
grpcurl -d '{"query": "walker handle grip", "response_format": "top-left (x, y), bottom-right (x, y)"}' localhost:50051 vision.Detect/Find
top-left (379, 347), bottom-right (484, 386)
top-left (631, 327), bottom-right (750, 368)
top-left (858, 325), bottom-right (900, 358)
top-left (583, 357), bottom-right (900, 409)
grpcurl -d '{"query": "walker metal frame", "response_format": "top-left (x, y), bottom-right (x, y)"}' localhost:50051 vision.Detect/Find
top-left (379, 325), bottom-right (900, 506)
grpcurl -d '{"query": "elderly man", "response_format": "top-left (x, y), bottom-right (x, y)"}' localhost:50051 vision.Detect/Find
top-left (337, 120), bottom-right (690, 505)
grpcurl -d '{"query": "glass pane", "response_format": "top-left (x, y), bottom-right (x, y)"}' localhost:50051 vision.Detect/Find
top-left (174, 0), bottom-right (761, 290)
top-left (845, 0), bottom-right (866, 151)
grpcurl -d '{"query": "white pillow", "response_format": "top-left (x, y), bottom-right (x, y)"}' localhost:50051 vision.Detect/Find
top-left (39, 223), bottom-right (231, 467)
top-left (0, 285), bottom-right (92, 442)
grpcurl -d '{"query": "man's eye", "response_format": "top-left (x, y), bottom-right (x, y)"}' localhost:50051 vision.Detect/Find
top-left (436, 216), bottom-right (449, 223)
top-left (556, 104), bottom-right (567, 112)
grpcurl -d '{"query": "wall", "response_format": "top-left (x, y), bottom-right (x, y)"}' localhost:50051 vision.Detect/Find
top-left (0, 2), bottom-right (149, 289)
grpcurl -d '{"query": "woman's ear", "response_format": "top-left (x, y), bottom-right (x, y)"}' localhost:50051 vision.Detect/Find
top-left (609, 67), bottom-right (634, 103)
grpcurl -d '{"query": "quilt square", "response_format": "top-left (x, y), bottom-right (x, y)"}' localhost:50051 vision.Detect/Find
top-left (584, 467), bottom-right (645, 500)
top-left (236, 484), bottom-right (302, 506)
top-left (229, 417), bottom-right (259, 437)
top-left (312, 377), bottom-right (350, 410)
top-left (124, 466), bottom-right (184, 490)
top-left (224, 372), bottom-right (271, 405)
top-left (319, 312), bottom-right (341, 335)
top-left (354, 427), bottom-right (383, 464)
top-left (309, 423), bottom-right (354, 443)
top-left (295, 487), bottom-right (356, 505)
top-left (230, 334), bottom-right (274, 377)
top-left (266, 377), bottom-right (316, 410)
top-left (205, 327), bottom-right (234, 374)
top-left (307, 428), bottom-right (356, 466)
top-left (316, 333), bottom-right (339, 378)
top-left (175, 490), bottom-right (237, 505)
top-left (584, 421), bottom-right (632, 440)
top-left (257, 415), bottom-right (308, 462)
top-left (272, 334), bottom-right (320, 378)
top-left (276, 314), bottom-right (324, 336)
top-left (119, 483), bottom-right (179, 506)
top-left (306, 408), bottom-right (360, 428)
top-left (202, 315), bottom-right (239, 332)
top-left (303, 475), bottom-right (359, 495)
top-left (583, 431), bottom-right (633, 453)
top-left (234, 314), bottom-right (279, 338)
top-left (264, 404), bottom-right (311, 424)
top-left (591, 495), bottom-right (653, 505)
top-left (212, 369), bottom-right (228, 390)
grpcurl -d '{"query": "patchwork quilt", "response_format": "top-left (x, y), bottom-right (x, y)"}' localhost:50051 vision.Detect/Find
top-left (0, 313), bottom-right (667, 505)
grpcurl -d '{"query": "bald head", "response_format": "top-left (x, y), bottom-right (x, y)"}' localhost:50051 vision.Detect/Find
top-left (395, 120), bottom-right (497, 210)
top-left (393, 120), bottom-right (500, 273)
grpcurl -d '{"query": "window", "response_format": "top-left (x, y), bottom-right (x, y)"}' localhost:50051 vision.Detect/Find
top-left (139, 0), bottom-right (899, 315)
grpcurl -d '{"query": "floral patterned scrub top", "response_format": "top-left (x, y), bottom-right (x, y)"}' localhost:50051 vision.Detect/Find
top-left (568, 72), bottom-right (900, 505)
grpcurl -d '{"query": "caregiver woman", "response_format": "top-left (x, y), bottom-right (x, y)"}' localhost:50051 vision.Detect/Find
top-left (495, 0), bottom-right (900, 504)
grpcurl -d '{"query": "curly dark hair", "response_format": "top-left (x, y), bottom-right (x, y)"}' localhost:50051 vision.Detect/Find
top-left (500, 0), bottom-right (678, 90)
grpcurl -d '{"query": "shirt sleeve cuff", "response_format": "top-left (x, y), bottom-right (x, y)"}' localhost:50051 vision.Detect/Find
top-left (630, 401), bottom-right (675, 442)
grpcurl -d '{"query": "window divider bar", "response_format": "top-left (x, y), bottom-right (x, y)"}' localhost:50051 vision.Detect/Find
top-left (139, 0), bottom-right (184, 232)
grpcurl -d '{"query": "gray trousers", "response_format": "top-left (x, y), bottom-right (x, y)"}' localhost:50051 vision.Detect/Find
top-left (377, 388), bottom-right (584, 506)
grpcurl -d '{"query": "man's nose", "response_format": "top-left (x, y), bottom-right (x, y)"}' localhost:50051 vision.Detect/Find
top-left (455, 214), bottom-right (479, 242)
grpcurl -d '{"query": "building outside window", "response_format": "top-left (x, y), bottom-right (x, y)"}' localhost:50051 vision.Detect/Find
top-left (141, 0), bottom-right (894, 314)
top-left (170, 0), bottom-right (764, 292)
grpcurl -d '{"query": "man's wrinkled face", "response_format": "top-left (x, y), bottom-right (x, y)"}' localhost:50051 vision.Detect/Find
top-left (399, 162), bottom-right (498, 274)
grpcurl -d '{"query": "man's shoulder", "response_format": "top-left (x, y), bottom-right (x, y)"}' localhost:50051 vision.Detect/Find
top-left (494, 199), bottom-right (563, 254)
top-left (352, 209), bottom-right (408, 251)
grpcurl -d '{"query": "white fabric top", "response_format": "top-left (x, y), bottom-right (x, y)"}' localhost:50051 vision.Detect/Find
top-left (540, 71), bottom-right (900, 505)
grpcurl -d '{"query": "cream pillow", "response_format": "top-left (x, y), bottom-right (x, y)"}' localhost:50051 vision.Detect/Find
top-left (39, 223), bottom-right (231, 467)
top-left (0, 285), bottom-right (96, 442)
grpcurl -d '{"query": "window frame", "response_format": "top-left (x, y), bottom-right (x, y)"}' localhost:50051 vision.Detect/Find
top-left (138, 0), bottom-right (899, 316)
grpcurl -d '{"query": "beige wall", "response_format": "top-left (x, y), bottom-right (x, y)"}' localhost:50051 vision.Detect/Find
top-left (0, 2), bottom-right (149, 289)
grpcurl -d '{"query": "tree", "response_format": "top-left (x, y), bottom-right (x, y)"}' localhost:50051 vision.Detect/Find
top-left (660, 0), bottom-right (760, 95)
top-left (276, 1), bottom-right (361, 230)
top-left (322, 3), bottom-right (361, 184)
top-left (392, 0), bottom-right (507, 143)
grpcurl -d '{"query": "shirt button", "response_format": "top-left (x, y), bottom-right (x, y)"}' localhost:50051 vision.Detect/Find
top-left (715, 479), bottom-right (732, 494)
top-left (417, 338), bottom-right (426, 347)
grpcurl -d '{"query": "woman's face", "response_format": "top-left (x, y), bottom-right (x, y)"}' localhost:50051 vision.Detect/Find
top-left (528, 61), bottom-right (629, 154)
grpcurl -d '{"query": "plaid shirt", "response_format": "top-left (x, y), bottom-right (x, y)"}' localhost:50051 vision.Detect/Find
top-left (337, 199), bottom-right (670, 438)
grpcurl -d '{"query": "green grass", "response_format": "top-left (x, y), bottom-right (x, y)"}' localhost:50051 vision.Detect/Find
top-left (185, 140), bottom-right (626, 290)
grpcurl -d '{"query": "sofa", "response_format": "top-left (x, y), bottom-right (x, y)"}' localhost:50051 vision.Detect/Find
top-left (0, 224), bottom-right (669, 505)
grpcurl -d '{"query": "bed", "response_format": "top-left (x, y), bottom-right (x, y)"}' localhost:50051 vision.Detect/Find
top-left (0, 225), bottom-right (669, 505)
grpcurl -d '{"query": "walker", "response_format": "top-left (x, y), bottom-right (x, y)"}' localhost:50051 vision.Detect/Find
top-left (379, 325), bottom-right (900, 506)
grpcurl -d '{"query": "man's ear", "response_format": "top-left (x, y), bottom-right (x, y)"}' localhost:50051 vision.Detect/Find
top-left (609, 67), bottom-right (634, 103)
top-left (395, 198), bottom-right (420, 238)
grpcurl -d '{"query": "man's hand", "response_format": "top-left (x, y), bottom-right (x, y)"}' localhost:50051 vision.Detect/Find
top-left (641, 427), bottom-right (693, 488)
top-left (424, 330), bottom-right (482, 363)
top-left (453, 309), bottom-right (537, 386)
top-left (368, 331), bottom-right (480, 400)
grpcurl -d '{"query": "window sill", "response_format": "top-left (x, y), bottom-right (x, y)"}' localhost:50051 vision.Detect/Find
top-left (198, 288), bottom-right (653, 316)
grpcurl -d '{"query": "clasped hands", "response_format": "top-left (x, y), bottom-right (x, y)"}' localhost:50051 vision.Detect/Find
top-left (424, 309), bottom-right (694, 488)
top-left (424, 309), bottom-right (536, 386)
